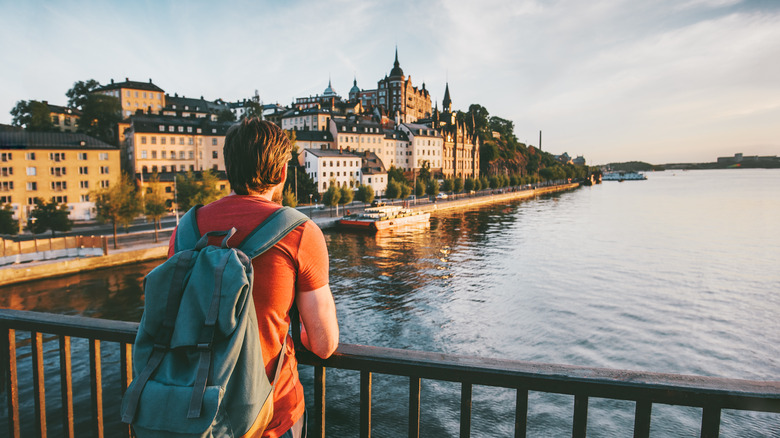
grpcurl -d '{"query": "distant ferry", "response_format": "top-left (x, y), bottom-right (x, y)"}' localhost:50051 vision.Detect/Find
top-left (602, 171), bottom-right (647, 181)
top-left (339, 206), bottom-right (431, 231)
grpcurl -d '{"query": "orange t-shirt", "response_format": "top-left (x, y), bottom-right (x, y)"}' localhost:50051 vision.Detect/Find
top-left (167, 195), bottom-right (329, 438)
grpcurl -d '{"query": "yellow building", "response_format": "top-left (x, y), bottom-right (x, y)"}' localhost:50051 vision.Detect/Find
top-left (94, 78), bottom-right (166, 119)
top-left (125, 114), bottom-right (234, 176)
top-left (45, 102), bottom-right (80, 132)
top-left (0, 131), bottom-right (121, 223)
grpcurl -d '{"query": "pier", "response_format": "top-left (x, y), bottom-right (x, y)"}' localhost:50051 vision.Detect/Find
top-left (2, 309), bottom-right (778, 437)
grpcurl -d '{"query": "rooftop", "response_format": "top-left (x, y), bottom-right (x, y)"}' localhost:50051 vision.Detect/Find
top-left (0, 131), bottom-right (118, 150)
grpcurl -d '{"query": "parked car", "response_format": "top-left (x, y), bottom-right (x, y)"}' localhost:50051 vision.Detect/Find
top-left (436, 193), bottom-right (448, 200)
top-left (371, 200), bottom-right (386, 207)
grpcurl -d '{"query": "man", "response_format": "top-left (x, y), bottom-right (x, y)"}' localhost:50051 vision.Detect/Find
top-left (167, 118), bottom-right (339, 438)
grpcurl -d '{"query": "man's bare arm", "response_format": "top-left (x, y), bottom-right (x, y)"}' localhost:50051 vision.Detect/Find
top-left (296, 284), bottom-right (339, 358)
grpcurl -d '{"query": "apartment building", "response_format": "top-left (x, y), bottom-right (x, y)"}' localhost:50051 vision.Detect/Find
top-left (302, 148), bottom-right (362, 193)
top-left (46, 103), bottom-right (81, 132)
top-left (399, 123), bottom-right (444, 173)
top-left (281, 108), bottom-right (332, 132)
top-left (359, 151), bottom-right (388, 197)
top-left (329, 117), bottom-right (386, 157)
top-left (0, 131), bottom-right (120, 221)
top-left (94, 78), bottom-right (166, 118)
top-left (383, 129), bottom-right (411, 171)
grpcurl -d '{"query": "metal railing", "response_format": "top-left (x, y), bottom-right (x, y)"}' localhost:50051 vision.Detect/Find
top-left (1, 309), bottom-right (778, 438)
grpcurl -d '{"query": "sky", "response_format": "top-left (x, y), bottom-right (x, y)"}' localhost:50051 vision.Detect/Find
top-left (1, 0), bottom-right (779, 165)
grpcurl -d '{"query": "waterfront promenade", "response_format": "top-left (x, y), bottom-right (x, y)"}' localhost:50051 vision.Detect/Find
top-left (0, 183), bottom-right (579, 287)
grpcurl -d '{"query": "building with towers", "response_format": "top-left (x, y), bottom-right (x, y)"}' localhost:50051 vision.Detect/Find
top-left (432, 83), bottom-right (480, 179)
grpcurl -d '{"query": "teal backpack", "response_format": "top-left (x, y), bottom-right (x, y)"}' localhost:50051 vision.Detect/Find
top-left (121, 205), bottom-right (309, 437)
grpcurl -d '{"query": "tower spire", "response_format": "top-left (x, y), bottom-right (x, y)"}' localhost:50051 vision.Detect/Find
top-left (443, 82), bottom-right (452, 112)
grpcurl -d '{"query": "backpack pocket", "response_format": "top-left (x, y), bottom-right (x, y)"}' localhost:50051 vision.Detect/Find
top-left (122, 380), bottom-right (224, 437)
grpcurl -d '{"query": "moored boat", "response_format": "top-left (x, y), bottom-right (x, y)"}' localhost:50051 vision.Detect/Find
top-left (602, 171), bottom-right (647, 181)
top-left (339, 206), bottom-right (431, 231)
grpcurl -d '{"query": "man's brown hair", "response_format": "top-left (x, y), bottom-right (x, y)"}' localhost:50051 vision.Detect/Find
top-left (223, 118), bottom-right (291, 195)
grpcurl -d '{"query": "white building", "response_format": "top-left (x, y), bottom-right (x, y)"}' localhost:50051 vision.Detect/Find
top-left (358, 151), bottom-right (388, 197)
top-left (384, 129), bottom-right (411, 170)
top-left (302, 147), bottom-right (363, 193)
top-left (329, 117), bottom-right (386, 157)
top-left (399, 123), bottom-right (444, 171)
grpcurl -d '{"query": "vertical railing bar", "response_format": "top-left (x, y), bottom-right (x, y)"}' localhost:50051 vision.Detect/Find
top-left (572, 395), bottom-right (588, 438)
top-left (409, 377), bottom-right (421, 438)
top-left (3, 328), bottom-right (21, 438)
top-left (360, 370), bottom-right (372, 438)
top-left (633, 400), bottom-right (652, 438)
top-left (314, 366), bottom-right (326, 438)
top-left (460, 382), bottom-right (472, 438)
top-left (120, 342), bottom-right (133, 438)
top-left (515, 388), bottom-right (528, 438)
top-left (32, 331), bottom-right (48, 438)
top-left (89, 339), bottom-right (104, 438)
top-left (58, 336), bottom-right (75, 438)
top-left (701, 407), bottom-right (721, 438)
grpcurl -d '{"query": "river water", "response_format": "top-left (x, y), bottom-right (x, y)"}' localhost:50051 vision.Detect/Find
top-left (1, 169), bottom-right (779, 437)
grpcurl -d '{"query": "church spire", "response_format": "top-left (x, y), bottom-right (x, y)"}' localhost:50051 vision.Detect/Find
top-left (443, 82), bottom-right (452, 112)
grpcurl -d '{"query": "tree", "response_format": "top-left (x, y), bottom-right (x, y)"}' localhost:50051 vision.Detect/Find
top-left (143, 172), bottom-right (168, 243)
top-left (480, 176), bottom-right (490, 191)
top-left (28, 198), bottom-right (72, 237)
top-left (385, 179), bottom-right (401, 199)
top-left (66, 79), bottom-right (101, 109)
top-left (93, 174), bottom-right (143, 249)
top-left (454, 177), bottom-right (464, 193)
top-left (356, 184), bottom-right (375, 205)
top-left (282, 187), bottom-right (298, 207)
top-left (176, 170), bottom-right (226, 212)
top-left (10, 100), bottom-right (54, 131)
top-left (426, 179), bottom-right (440, 197)
top-left (339, 185), bottom-right (354, 206)
top-left (217, 109), bottom-right (236, 122)
top-left (241, 100), bottom-right (263, 120)
top-left (441, 178), bottom-right (454, 193)
top-left (387, 166), bottom-right (407, 184)
top-left (415, 178), bottom-right (426, 197)
top-left (0, 204), bottom-right (19, 235)
top-left (464, 178), bottom-right (475, 193)
top-left (78, 94), bottom-right (121, 145)
top-left (322, 182), bottom-right (341, 215)
top-left (400, 183), bottom-right (412, 199)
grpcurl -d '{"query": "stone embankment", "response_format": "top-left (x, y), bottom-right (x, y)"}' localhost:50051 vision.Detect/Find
top-left (0, 183), bottom-right (579, 286)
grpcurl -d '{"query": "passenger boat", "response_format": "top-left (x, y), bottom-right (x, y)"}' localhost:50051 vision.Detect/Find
top-left (339, 206), bottom-right (431, 231)
top-left (602, 171), bottom-right (647, 181)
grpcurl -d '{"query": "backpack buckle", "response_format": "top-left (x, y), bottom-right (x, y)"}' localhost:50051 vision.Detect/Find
top-left (196, 342), bottom-right (211, 351)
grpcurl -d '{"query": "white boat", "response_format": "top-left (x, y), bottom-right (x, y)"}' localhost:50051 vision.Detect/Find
top-left (602, 171), bottom-right (647, 181)
top-left (339, 206), bottom-right (430, 231)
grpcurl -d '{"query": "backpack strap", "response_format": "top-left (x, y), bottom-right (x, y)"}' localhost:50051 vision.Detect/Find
top-left (237, 207), bottom-right (309, 259)
top-left (173, 205), bottom-right (203, 253)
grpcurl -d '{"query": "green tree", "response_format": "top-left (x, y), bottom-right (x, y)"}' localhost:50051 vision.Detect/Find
top-left (0, 204), bottom-right (19, 235)
top-left (217, 109), bottom-right (236, 122)
top-left (415, 178), bottom-right (426, 197)
top-left (441, 178), bottom-right (454, 193)
top-left (78, 94), bottom-right (121, 145)
top-left (385, 179), bottom-right (401, 199)
top-left (454, 177), bottom-right (464, 193)
top-left (282, 187), bottom-right (298, 207)
top-left (480, 176), bottom-right (489, 191)
top-left (10, 100), bottom-right (54, 131)
top-left (66, 79), bottom-right (102, 109)
top-left (464, 177), bottom-right (475, 192)
top-left (143, 172), bottom-right (168, 243)
top-left (356, 184), bottom-right (375, 205)
top-left (93, 175), bottom-right (142, 249)
top-left (426, 179), bottom-right (440, 197)
top-left (322, 182), bottom-right (341, 215)
top-left (175, 170), bottom-right (226, 212)
top-left (387, 165), bottom-right (407, 184)
top-left (28, 198), bottom-right (72, 237)
top-left (400, 183), bottom-right (412, 199)
top-left (339, 185), bottom-right (354, 206)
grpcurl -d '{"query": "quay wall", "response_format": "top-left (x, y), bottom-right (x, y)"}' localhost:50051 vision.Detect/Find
top-left (0, 183), bottom-right (579, 285)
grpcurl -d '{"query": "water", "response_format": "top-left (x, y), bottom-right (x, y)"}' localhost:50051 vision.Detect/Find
top-left (1, 169), bottom-right (779, 436)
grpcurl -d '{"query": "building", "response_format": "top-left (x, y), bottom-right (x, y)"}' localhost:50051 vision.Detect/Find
top-left (124, 114), bottom-right (234, 177)
top-left (430, 84), bottom-right (480, 179)
top-left (573, 156), bottom-right (586, 166)
top-left (163, 94), bottom-right (226, 120)
top-left (93, 78), bottom-right (166, 118)
top-left (45, 102), bottom-right (80, 132)
top-left (0, 131), bottom-right (121, 221)
top-left (291, 131), bottom-right (334, 163)
top-left (302, 148), bottom-right (363, 193)
top-left (359, 151), bottom-right (388, 197)
top-left (383, 128), bottom-right (411, 170)
top-left (399, 123), bottom-right (444, 174)
top-left (329, 117), bottom-right (386, 157)
top-left (374, 49), bottom-right (432, 123)
top-left (294, 79), bottom-right (342, 111)
top-left (281, 108), bottom-right (332, 132)
top-left (135, 170), bottom-right (229, 209)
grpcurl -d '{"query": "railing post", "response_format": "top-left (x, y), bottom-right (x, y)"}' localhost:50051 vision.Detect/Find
top-left (515, 388), bottom-right (528, 438)
top-left (633, 400), bottom-right (652, 438)
top-left (32, 331), bottom-right (48, 438)
top-left (59, 336), bottom-right (75, 438)
top-left (360, 371), bottom-right (372, 438)
top-left (572, 395), bottom-right (588, 438)
top-left (460, 382), bottom-right (472, 438)
top-left (701, 407), bottom-right (721, 438)
top-left (314, 366), bottom-right (326, 438)
top-left (409, 377), bottom-right (421, 438)
top-left (3, 328), bottom-right (20, 438)
top-left (89, 339), bottom-right (104, 438)
top-left (120, 343), bottom-right (133, 438)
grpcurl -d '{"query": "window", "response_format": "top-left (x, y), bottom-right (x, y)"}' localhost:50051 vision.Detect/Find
top-left (141, 150), bottom-right (147, 159)
top-left (100, 180), bottom-right (110, 188)
top-left (50, 167), bottom-right (66, 176)
top-left (80, 194), bottom-right (90, 202)
top-left (52, 196), bottom-right (68, 204)
top-left (25, 152), bottom-right (35, 160)
top-left (212, 151), bottom-right (218, 159)
top-left (0, 167), bottom-right (12, 176)
top-left (50, 181), bottom-right (67, 191)
top-left (26, 167), bottom-right (36, 176)
top-left (179, 138), bottom-right (184, 145)
top-left (188, 138), bottom-right (193, 145)
top-left (187, 127), bottom-right (192, 133)
top-left (179, 151), bottom-right (185, 159)
top-left (161, 151), bottom-right (166, 159)
top-left (212, 138), bottom-right (217, 146)
top-left (178, 126), bottom-right (184, 133)
top-left (99, 153), bottom-right (108, 160)
top-left (180, 165), bottom-right (186, 171)
top-left (168, 126), bottom-right (174, 132)
top-left (161, 137), bottom-right (166, 145)
top-left (165, 186), bottom-right (172, 193)
top-left (159, 125), bottom-right (165, 132)
top-left (79, 166), bottom-right (88, 175)
top-left (100, 166), bottom-right (109, 174)
top-left (27, 182), bottom-right (37, 191)
top-left (188, 151), bottom-right (194, 159)
top-left (78, 153), bottom-right (87, 160)
top-left (160, 166), bottom-right (167, 172)
top-left (0, 196), bottom-right (11, 203)
top-left (141, 136), bottom-right (147, 144)
top-left (49, 152), bottom-right (65, 161)
top-left (80, 181), bottom-right (89, 189)
top-left (151, 151), bottom-right (157, 159)
top-left (151, 136), bottom-right (157, 145)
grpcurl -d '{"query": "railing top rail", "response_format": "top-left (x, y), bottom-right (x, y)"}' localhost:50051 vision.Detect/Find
top-left (2, 309), bottom-right (778, 414)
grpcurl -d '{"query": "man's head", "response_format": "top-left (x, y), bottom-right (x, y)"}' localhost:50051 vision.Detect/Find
top-left (223, 118), bottom-right (291, 195)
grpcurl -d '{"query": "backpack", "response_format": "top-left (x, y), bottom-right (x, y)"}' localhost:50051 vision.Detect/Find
top-left (120, 205), bottom-right (309, 437)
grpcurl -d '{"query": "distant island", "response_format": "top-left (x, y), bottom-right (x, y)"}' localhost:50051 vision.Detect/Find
top-left (605, 153), bottom-right (780, 171)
